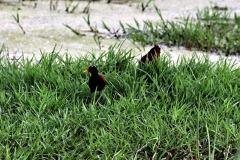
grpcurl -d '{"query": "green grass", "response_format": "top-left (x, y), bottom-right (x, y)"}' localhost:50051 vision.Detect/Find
top-left (0, 43), bottom-right (240, 159)
top-left (126, 6), bottom-right (240, 56)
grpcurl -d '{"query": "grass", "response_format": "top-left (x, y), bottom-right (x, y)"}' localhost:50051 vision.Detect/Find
top-left (63, 24), bottom-right (86, 37)
top-left (65, 0), bottom-right (79, 13)
top-left (2, 1), bottom-right (240, 159)
top-left (12, 13), bottom-right (26, 35)
top-left (138, 0), bottom-right (154, 12)
top-left (0, 42), bottom-right (240, 159)
top-left (126, 6), bottom-right (240, 55)
top-left (59, 3), bottom-right (240, 57)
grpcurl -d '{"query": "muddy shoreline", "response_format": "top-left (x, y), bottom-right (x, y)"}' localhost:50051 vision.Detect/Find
top-left (1, 0), bottom-right (240, 64)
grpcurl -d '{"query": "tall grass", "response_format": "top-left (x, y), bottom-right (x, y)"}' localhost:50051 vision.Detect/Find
top-left (127, 6), bottom-right (240, 56)
top-left (0, 43), bottom-right (240, 159)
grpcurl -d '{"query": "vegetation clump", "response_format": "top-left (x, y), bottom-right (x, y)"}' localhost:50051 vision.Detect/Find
top-left (127, 7), bottom-right (240, 56)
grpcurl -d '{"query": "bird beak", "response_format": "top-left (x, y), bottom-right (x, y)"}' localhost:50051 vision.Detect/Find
top-left (83, 69), bottom-right (89, 73)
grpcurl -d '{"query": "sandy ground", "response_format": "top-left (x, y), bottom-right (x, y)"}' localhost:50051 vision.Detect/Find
top-left (1, 0), bottom-right (240, 65)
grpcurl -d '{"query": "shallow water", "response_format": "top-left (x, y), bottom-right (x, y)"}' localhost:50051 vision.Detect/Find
top-left (1, 0), bottom-right (240, 65)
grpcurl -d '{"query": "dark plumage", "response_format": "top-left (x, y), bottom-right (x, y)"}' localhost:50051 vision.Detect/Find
top-left (140, 45), bottom-right (161, 63)
top-left (84, 66), bottom-right (106, 93)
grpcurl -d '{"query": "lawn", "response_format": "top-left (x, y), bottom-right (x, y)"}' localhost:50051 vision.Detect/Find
top-left (0, 43), bottom-right (240, 159)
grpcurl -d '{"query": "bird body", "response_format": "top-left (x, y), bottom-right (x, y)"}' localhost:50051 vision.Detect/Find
top-left (84, 66), bottom-right (106, 93)
top-left (88, 73), bottom-right (106, 93)
top-left (140, 45), bottom-right (161, 63)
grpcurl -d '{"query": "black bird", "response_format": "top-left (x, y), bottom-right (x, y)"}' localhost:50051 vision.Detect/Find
top-left (140, 45), bottom-right (161, 63)
top-left (83, 66), bottom-right (106, 93)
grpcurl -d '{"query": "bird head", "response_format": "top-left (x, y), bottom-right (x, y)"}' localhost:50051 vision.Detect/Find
top-left (83, 66), bottom-right (98, 74)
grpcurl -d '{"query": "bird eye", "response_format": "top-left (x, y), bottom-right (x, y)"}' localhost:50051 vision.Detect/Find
top-left (88, 66), bottom-right (93, 69)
